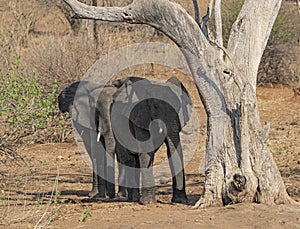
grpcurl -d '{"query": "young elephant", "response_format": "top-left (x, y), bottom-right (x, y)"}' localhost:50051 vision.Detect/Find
top-left (58, 81), bottom-right (119, 199)
top-left (58, 76), bottom-right (192, 204)
top-left (111, 76), bottom-right (192, 204)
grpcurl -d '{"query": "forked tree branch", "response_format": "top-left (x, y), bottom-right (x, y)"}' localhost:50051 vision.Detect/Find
top-left (226, 0), bottom-right (282, 87)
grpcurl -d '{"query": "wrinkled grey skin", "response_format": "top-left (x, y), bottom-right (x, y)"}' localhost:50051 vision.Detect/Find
top-left (58, 81), bottom-right (121, 199)
top-left (58, 76), bottom-right (192, 204)
top-left (111, 76), bottom-right (192, 204)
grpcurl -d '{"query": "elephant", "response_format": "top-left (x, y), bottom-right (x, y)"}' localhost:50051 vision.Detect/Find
top-left (58, 76), bottom-right (192, 204)
top-left (58, 81), bottom-right (121, 199)
top-left (110, 76), bottom-right (193, 204)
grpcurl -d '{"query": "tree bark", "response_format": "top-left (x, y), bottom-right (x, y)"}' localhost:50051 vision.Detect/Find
top-left (214, 0), bottom-right (223, 59)
top-left (92, 0), bottom-right (100, 59)
top-left (63, 0), bottom-right (296, 207)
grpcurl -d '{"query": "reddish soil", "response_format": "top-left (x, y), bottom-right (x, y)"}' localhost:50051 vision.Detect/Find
top-left (0, 0), bottom-right (299, 228)
top-left (0, 87), bottom-right (299, 228)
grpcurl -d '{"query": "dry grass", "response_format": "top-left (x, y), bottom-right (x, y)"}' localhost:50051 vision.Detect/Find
top-left (0, 1), bottom-right (299, 226)
top-left (0, 87), bottom-right (298, 228)
top-left (1, 0), bottom-right (298, 89)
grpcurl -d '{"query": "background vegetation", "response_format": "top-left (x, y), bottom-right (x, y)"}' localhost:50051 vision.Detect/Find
top-left (0, 0), bottom-right (299, 147)
top-left (0, 1), bottom-right (299, 227)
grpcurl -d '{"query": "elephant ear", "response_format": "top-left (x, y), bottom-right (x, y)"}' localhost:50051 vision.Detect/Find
top-left (166, 76), bottom-right (193, 129)
top-left (59, 80), bottom-right (105, 130)
top-left (58, 81), bottom-right (81, 114)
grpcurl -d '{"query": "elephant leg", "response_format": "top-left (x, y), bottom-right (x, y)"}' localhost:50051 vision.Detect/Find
top-left (96, 86), bottom-right (119, 199)
top-left (165, 133), bottom-right (188, 204)
top-left (139, 152), bottom-right (156, 204)
top-left (73, 123), bottom-right (106, 198)
top-left (89, 171), bottom-right (98, 198)
top-left (116, 159), bottom-right (128, 198)
top-left (89, 168), bottom-right (106, 199)
top-left (105, 156), bottom-right (116, 199)
top-left (116, 142), bottom-right (140, 201)
top-left (127, 153), bottom-right (140, 202)
top-left (104, 137), bottom-right (116, 199)
top-left (82, 133), bottom-right (100, 198)
top-left (85, 150), bottom-right (106, 199)
top-left (117, 185), bottom-right (127, 198)
top-left (116, 142), bottom-right (127, 198)
top-left (90, 134), bottom-right (107, 198)
top-left (116, 160), bottom-right (127, 198)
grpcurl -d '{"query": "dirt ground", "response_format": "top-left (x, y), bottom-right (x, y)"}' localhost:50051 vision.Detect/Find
top-left (0, 86), bottom-right (299, 228)
top-left (0, 0), bottom-right (299, 228)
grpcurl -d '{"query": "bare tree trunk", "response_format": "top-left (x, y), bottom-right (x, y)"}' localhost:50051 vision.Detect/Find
top-left (63, 0), bottom-right (296, 207)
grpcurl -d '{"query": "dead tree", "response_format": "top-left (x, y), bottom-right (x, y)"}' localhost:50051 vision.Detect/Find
top-left (63, 0), bottom-right (296, 207)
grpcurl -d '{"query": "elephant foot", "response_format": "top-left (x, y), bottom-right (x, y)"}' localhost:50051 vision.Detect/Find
top-left (127, 188), bottom-right (140, 202)
top-left (88, 187), bottom-right (98, 199)
top-left (106, 191), bottom-right (115, 199)
top-left (88, 185), bottom-right (106, 199)
top-left (171, 189), bottom-right (188, 204)
top-left (106, 182), bottom-right (116, 199)
top-left (88, 190), bottom-right (105, 199)
top-left (139, 188), bottom-right (156, 204)
top-left (107, 193), bottom-right (115, 199)
top-left (90, 173), bottom-right (106, 199)
top-left (117, 186), bottom-right (127, 198)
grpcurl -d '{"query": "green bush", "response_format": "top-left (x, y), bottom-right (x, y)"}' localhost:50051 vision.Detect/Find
top-left (0, 56), bottom-right (59, 144)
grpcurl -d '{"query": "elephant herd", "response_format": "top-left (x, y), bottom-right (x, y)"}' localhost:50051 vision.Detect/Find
top-left (58, 76), bottom-right (193, 204)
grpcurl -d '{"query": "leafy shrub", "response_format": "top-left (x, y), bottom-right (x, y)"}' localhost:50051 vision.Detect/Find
top-left (0, 56), bottom-right (61, 144)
